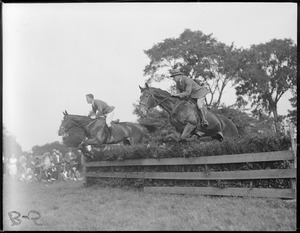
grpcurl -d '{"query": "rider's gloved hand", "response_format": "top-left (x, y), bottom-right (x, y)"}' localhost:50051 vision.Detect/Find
top-left (172, 93), bottom-right (182, 98)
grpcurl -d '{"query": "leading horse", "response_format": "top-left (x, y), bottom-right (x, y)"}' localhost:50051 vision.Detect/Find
top-left (58, 111), bottom-right (155, 155)
top-left (138, 83), bottom-right (239, 141)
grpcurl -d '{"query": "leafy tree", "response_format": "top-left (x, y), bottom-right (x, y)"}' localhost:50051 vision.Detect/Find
top-left (212, 105), bottom-right (275, 136)
top-left (234, 38), bottom-right (297, 131)
top-left (31, 141), bottom-right (70, 157)
top-left (287, 89), bottom-right (297, 126)
top-left (144, 29), bottom-right (240, 107)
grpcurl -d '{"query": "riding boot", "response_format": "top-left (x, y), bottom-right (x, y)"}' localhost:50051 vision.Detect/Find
top-left (199, 108), bottom-right (209, 128)
top-left (107, 125), bottom-right (115, 142)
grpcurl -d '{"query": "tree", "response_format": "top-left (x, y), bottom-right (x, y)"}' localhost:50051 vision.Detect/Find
top-left (31, 141), bottom-right (71, 157)
top-left (144, 29), bottom-right (241, 108)
top-left (235, 38), bottom-right (297, 131)
top-left (287, 89), bottom-right (297, 126)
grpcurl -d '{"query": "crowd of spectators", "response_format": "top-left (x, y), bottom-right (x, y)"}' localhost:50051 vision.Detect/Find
top-left (3, 148), bottom-right (85, 183)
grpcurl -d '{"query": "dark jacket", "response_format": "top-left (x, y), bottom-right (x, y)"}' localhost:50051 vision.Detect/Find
top-left (89, 99), bottom-right (115, 118)
top-left (176, 75), bottom-right (209, 99)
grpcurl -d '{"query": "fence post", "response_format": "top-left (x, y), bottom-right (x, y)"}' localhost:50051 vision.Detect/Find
top-left (289, 123), bottom-right (297, 199)
top-left (82, 155), bottom-right (87, 185)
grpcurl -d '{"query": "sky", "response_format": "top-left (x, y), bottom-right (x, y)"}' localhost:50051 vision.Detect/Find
top-left (3, 2), bottom-right (297, 152)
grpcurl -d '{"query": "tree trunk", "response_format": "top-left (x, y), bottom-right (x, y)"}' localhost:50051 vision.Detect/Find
top-left (272, 106), bottom-right (280, 133)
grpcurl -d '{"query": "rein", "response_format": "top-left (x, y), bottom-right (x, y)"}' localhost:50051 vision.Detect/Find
top-left (62, 117), bottom-right (93, 136)
top-left (140, 90), bottom-right (182, 113)
top-left (140, 92), bottom-right (170, 109)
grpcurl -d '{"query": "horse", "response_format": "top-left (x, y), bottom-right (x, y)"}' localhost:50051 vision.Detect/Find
top-left (58, 111), bottom-right (156, 156)
top-left (138, 83), bottom-right (239, 142)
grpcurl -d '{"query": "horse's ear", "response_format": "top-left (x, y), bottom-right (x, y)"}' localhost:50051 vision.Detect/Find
top-left (63, 110), bottom-right (68, 115)
top-left (139, 85), bottom-right (144, 92)
top-left (145, 83), bottom-right (149, 89)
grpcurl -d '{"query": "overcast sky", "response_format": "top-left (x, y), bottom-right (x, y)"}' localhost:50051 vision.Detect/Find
top-left (3, 2), bottom-right (297, 152)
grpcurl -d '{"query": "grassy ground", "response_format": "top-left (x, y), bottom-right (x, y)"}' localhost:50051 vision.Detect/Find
top-left (3, 175), bottom-right (296, 231)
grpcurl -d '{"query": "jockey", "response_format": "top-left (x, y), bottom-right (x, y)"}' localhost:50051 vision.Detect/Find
top-left (169, 69), bottom-right (210, 127)
top-left (86, 93), bottom-right (115, 134)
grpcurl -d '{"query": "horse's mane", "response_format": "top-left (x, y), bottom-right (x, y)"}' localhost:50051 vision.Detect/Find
top-left (66, 114), bottom-right (99, 124)
top-left (149, 87), bottom-right (182, 100)
top-left (149, 87), bottom-right (172, 97)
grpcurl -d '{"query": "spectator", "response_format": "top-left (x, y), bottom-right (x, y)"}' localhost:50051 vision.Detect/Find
top-left (60, 166), bottom-right (69, 181)
top-left (70, 151), bottom-right (78, 171)
top-left (24, 166), bottom-right (36, 183)
top-left (52, 149), bottom-right (63, 180)
top-left (33, 155), bottom-right (43, 182)
top-left (27, 153), bottom-right (35, 172)
top-left (50, 161), bottom-right (57, 181)
top-left (43, 152), bottom-right (52, 182)
top-left (18, 154), bottom-right (27, 179)
top-left (64, 148), bottom-right (74, 174)
top-left (8, 154), bottom-right (18, 180)
top-left (77, 150), bottom-right (84, 173)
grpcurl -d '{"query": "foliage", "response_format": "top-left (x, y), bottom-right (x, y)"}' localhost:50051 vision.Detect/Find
top-left (287, 90), bottom-right (297, 126)
top-left (89, 133), bottom-right (291, 162)
top-left (31, 141), bottom-right (76, 157)
top-left (211, 105), bottom-right (274, 136)
top-left (144, 29), bottom-right (241, 107)
top-left (234, 38), bottom-right (297, 130)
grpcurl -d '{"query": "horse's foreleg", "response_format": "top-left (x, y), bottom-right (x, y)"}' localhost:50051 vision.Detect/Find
top-left (180, 123), bottom-right (197, 141)
top-left (79, 138), bottom-right (99, 159)
top-left (83, 138), bottom-right (99, 146)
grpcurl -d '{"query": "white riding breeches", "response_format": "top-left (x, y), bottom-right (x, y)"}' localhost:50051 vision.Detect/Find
top-left (106, 110), bottom-right (115, 127)
top-left (197, 97), bottom-right (205, 109)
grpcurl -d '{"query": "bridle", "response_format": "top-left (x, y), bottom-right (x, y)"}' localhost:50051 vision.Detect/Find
top-left (139, 90), bottom-right (170, 110)
top-left (60, 117), bottom-right (85, 133)
top-left (60, 115), bottom-right (106, 135)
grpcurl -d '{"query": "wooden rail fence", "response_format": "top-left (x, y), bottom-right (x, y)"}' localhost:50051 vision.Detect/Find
top-left (84, 124), bottom-right (297, 199)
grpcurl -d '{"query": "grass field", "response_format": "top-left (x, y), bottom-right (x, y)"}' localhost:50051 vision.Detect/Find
top-left (3, 175), bottom-right (296, 231)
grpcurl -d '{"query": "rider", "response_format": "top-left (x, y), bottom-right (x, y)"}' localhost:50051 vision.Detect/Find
top-left (86, 94), bottom-right (116, 134)
top-left (170, 69), bottom-right (210, 127)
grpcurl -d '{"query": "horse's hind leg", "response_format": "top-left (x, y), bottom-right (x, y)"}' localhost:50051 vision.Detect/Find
top-left (180, 123), bottom-right (197, 141)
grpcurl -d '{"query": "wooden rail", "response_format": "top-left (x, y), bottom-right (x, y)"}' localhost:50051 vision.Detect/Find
top-left (86, 169), bottom-right (296, 180)
top-left (85, 150), bottom-right (294, 167)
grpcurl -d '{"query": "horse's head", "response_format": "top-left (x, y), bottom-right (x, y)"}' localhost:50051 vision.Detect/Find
top-left (138, 83), bottom-right (157, 117)
top-left (138, 83), bottom-right (171, 117)
top-left (58, 110), bottom-right (77, 137)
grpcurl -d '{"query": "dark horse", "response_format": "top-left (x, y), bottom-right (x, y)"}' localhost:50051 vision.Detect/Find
top-left (138, 83), bottom-right (239, 141)
top-left (58, 111), bottom-right (155, 155)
